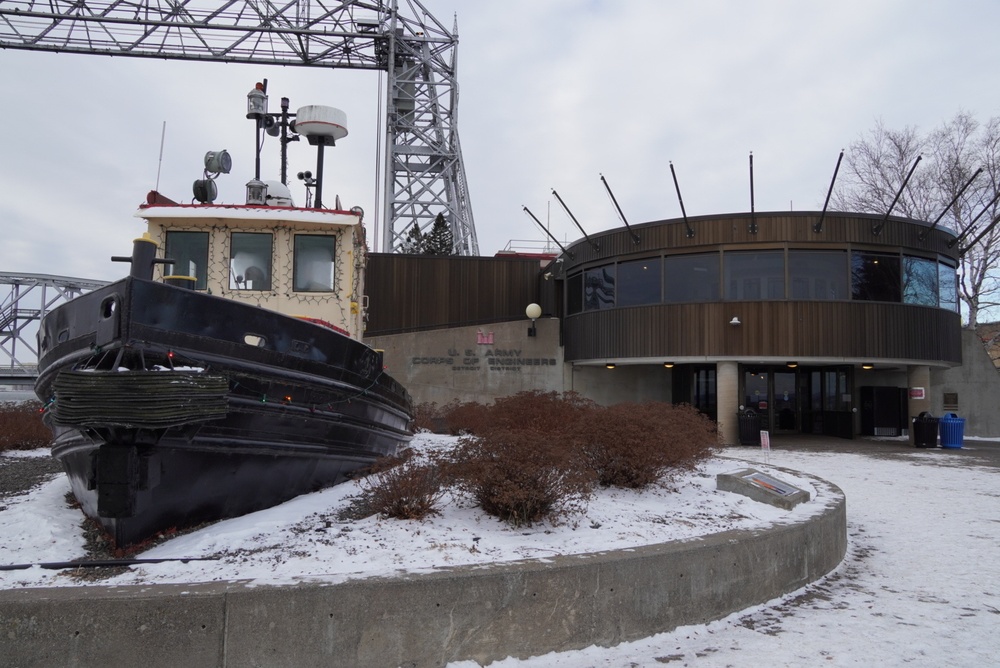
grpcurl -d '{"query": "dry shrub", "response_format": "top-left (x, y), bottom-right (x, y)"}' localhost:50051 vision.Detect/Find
top-left (439, 399), bottom-right (491, 435)
top-left (0, 401), bottom-right (52, 452)
top-left (411, 402), bottom-right (445, 433)
top-left (448, 429), bottom-right (594, 527)
top-left (579, 402), bottom-right (718, 489)
top-left (355, 459), bottom-right (446, 520)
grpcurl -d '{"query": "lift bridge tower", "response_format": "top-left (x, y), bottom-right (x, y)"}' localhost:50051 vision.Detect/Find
top-left (0, 0), bottom-right (479, 256)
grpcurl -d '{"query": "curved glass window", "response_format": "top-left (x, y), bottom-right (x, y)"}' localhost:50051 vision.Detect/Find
top-left (617, 258), bottom-right (662, 307)
top-left (851, 251), bottom-right (900, 302)
top-left (939, 260), bottom-right (959, 312)
top-left (566, 272), bottom-right (584, 315)
top-left (665, 253), bottom-right (720, 303)
top-left (584, 265), bottom-right (615, 311)
top-left (725, 250), bottom-right (784, 301)
top-left (789, 250), bottom-right (847, 300)
top-left (229, 232), bottom-right (273, 291)
top-left (903, 256), bottom-right (938, 306)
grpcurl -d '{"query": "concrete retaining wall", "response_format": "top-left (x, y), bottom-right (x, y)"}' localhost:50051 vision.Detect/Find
top-left (1, 472), bottom-right (846, 667)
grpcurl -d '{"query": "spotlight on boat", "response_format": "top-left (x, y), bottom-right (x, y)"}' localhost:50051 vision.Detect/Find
top-left (204, 150), bottom-right (232, 175)
top-left (192, 178), bottom-right (218, 204)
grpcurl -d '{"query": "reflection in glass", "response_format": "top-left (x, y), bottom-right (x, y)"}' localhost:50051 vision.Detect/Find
top-left (851, 251), bottom-right (901, 302)
top-left (584, 265), bottom-right (615, 311)
top-left (229, 232), bottom-right (273, 291)
top-left (789, 251), bottom-right (847, 300)
top-left (294, 235), bottom-right (336, 292)
top-left (665, 253), bottom-right (720, 303)
top-left (902, 256), bottom-right (938, 306)
top-left (617, 258), bottom-right (662, 307)
top-left (939, 261), bottom-right (959, 312)
top-left (725, 251), bottom-right (784, 300)
top-left (164, 231), bottom-right (209, 290)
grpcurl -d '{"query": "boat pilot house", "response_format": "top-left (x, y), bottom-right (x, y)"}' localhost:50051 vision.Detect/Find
top-left (365, 209), bottom-right (984, 446)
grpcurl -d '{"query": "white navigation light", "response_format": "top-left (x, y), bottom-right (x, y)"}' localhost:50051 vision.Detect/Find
top-left (246, 179), bottom-right (267, 205)
top-left (246, 83), bottom-right (268, 119)
top-left (204, 150), bottom-right (232, 175)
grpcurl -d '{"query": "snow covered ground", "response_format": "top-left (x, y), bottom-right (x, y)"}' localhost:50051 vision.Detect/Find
top-left (2, 434), bottom-right (1000, 666)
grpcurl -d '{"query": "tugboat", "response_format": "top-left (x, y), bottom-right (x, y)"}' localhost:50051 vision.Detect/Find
top-left (34, 82), bottom-right (413, 548)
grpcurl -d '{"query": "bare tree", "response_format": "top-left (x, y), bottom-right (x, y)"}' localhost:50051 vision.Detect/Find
top-left (832, 113), bottom-right (1000, 327)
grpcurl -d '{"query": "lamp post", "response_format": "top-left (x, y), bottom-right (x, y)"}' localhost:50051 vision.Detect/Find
top-left (526, 303), bottom-right (542, 337)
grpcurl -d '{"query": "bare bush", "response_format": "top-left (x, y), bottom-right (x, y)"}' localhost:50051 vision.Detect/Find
top-left (0, 401), bottom-right (52, 452)
top-left (448, 429), bottom-right (594, 527)
top-left (354, 461), bottom-right (446, 520)
top-left (579, 402), bottom-right (718, 489)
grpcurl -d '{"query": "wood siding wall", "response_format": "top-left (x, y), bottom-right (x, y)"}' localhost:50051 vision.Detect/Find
top-left (563, 302), bottom-right (962, 363)
top-left (365, 254), bottom-right (551, 335)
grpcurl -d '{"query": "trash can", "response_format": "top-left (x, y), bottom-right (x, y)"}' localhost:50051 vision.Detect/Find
top-left (912, 412), bottom-right (939, 448)
top-left (738, 409), bottom-right (761, 446)
top-left (939, 413), bottom-right (965, 449)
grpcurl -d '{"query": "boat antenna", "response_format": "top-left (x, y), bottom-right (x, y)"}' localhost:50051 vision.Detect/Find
top-left (154, 121), bottom-right (166, 193)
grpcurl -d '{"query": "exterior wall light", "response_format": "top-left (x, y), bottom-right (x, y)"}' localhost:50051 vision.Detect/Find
top-left (786, 361), bottom-right (798, 368)
top-left (526, 303), bottom-right (542, 337)
top-left (606, 362), bottom-right (616, 369)
top-left (664, 362), bottom-right (675, 368)
top-left (862, 363), bottom-right (875, 370)
top-left (730, 316), bottom-right (741, 326)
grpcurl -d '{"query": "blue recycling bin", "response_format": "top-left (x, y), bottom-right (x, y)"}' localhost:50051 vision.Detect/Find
top-left (939, 413), bottom-right (965, 449)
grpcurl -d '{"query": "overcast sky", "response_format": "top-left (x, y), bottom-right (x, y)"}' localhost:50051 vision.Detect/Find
top-left (3, 0), bottom-right (1000, 281)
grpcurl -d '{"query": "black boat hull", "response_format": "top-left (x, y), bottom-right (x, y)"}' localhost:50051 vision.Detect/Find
top-left (35, 277), bottom-right (412, 547)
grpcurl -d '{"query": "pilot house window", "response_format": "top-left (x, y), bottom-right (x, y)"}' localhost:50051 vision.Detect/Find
top-left (294, 235), bottom-right (336, 292)
top-left (164, 231), bottom-right (209, 290)
top-left (229, 232), bottom-right (273, 291)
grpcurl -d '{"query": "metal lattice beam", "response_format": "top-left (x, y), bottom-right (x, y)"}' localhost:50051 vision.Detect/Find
top-left (0, 0), bottom-right (478, 255)
top-left (0, 273), bottom-right (108, 380)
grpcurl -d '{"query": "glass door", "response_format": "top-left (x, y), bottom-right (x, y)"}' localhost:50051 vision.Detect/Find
top-left (773, 372), bottom-right (797, 433)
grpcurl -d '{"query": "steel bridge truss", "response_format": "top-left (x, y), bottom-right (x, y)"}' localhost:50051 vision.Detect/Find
top-left (0, 0), bottom-right (478, 255)
top-left (0, 273), bottom-right (108, 380)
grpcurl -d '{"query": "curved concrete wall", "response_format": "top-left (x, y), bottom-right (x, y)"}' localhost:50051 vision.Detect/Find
top-left (0, 472), bottom-right (846, 667)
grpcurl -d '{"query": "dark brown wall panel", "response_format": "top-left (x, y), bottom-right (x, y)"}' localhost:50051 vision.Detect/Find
top-left (564, 302), bottom-right (961, 364)
top-left (365, 254), bottom-right (550, 335)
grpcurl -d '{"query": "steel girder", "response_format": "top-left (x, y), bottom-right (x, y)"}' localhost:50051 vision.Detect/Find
top-left (0, 0), bottom-right (478, 255)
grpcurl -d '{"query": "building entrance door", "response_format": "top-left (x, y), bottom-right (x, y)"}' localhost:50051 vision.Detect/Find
top-left (742, 368), bottom-right (799, 435)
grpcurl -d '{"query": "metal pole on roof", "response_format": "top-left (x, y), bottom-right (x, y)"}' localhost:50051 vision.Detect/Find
top-left (748, 152), bottom-right (757, 234)
top-left (522, 206), bottom-right (575, 260)
top-left (669, 161), bottom-right (695, 238)
top-left (919, 168), bottom-right (983, 241)
top-left (551, 189), bottom-right (599, 252)
top-left (872, 155), bottom-right (922, 236)
top-left (599, 174), bottom-right (640, 244)
top-left (948, 190), bottom-right (1000, 248)
top-left (814, 150), bottom-right (844, 233)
